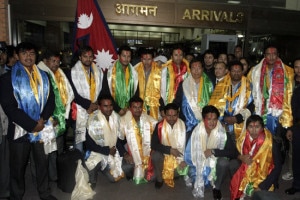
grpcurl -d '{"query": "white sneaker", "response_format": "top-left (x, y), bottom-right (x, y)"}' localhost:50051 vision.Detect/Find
top-left (282, 172), bottom-right (293, 180)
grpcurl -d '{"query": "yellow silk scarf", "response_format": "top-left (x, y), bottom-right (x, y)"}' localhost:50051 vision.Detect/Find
top-left (54, 70), bottom-right (68, 106)
top-left (209, 75), bottom-right (252, 138)
top-left (279, 65), bottom-right (294, 128)
top-left (131, 117), bottom-right (150, 173)
top-left (24, 67), bottom-right (41, 103)
top-left (135, 62), bottom-right (161, 119)
top-left (209, 74), bottom-right (230, 116)
top-left (81, 65), bottom-right (96, 101)
top-left (236, 128), bottom-right (274, 192)
top-left (160, 119), bottom-right (186, 187)
top-left (121, 112), bottom-right (156, 182)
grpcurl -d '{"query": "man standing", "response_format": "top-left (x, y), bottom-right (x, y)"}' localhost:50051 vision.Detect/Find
top-left (184, 105), bottom-right (238, 199)
top-left (217, 53), bottom-right (228, 65)
top-left (281, 57), bottom-right (300, 181)
top-left (210, 61), bottom-right (254, 141)
top-left (214, 61), bottom-right (228, 85)
top-left (134, 49), bottom-right (163, 120)
top-left (285, 58), bottom-right (300, 195)
top-left (0, 42), bottom-right (7, 74)
top-left (103, 45), bottom-right (138, 116)
top-left (173, 58), bottom-right (213, 133)
top-left (203, 49), bottom-right (216, 84)
top-left (0, 41), bottom-right (9, 199)
top-left (153, 55), bottom-right (167, 68)
top-left (4, 45), bottom-right (17, 71)
top-left (85, 95), bottom-right (125, 188)
top-left (38, 50), bottom-right (74, 138)
top-left (234, 45), bottom-right (243, 61)
top-left (161, 46), bottom-right (189, 111)
top-left (38, 50), bottom-right (74, 181)
top-left (120, 96), bottom-right (157, 184)
top-left (0, 42), bottom-right (56, 200)
top-left (151, 103), bottom-right (186, 189)
top-left (67, 46), bottom-right (102, 152)
top-left (247, 45), bottom-right (293, 137)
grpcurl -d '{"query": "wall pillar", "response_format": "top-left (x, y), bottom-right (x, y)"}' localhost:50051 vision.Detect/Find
top-left (0, 0), bottom-right (9, 43)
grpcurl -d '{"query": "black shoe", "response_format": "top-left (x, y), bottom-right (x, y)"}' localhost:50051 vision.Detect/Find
top-left (285, 187), bottom-right (300, 195)
top-left (155, 181), bottom-right (163, 189)
top-left (90, 183), bottom-right (96, 190)
top-left (212, 188), bottom-right (222, 200)
top-left (40, 195), bottom-right (57, 200)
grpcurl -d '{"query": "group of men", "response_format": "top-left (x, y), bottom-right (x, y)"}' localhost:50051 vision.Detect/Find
top-left (0, 41), bottom-right (299, 200)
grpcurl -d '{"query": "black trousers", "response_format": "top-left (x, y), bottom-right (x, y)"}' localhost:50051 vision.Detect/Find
top-left (0, 135), bottom-right (9, 198)
top-left (9, 141), bottom-right (51, 200)
top-left (292, 124), bottom-right (300, 189)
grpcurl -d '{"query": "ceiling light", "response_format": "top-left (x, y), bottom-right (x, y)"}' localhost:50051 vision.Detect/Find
top-left (227, 1), bottom-right (241, 4)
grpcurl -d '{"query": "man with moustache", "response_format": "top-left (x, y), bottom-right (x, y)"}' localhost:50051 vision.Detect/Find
top-left (203, 49), bottom-right (216, 84)
top-left (234, 45), bottom-right (243, 61)
top-left (134, 48), bottom-right (163, 120)
top-left (209, 61), bottom-right (254, 141)
top-left (151, 103), bottom-right (187, 189)
top-left (184, 105), bottom-right (238, 200)
top-left (102, 45), bottom-right (139, 116)
top-left (248, 45), bottom-right (293, 178)
top-left (38, 50), bottom-right (74, 181)
top-left (85, 95), bottom-right (125, 188)
top-left (67, 46), bottom-right (102, 152)
top-left (214, 61), bottom-right (228, 85)
top-left (173, 58), bottom-right (213, 133)
top-left (247, 45), bottom-right (294, 138)
top-left (160, 46), bottom-right (189, 115)
top-left (119, 96), bottom-right (157, 184)
top-left (0, 42), bottom-right (56, 200)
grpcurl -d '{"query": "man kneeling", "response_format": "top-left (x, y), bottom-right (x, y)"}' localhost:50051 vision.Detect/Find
top-left (184, 105), bottom-right (238, 199)
top-left (85, 95), bottom-right (126, 188)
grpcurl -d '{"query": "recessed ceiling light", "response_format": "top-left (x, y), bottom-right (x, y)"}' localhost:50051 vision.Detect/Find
top-left (227, 1), bottom-right (241, 4)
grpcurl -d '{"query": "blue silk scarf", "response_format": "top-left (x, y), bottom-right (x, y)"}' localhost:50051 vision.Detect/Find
top-left (181, 74), bottom-right (213, 132)
top-left (12, 61), bottom-right (50, 142)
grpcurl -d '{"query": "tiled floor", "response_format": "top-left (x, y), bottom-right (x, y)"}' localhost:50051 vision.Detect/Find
top-left (20, 159), bottom-right (300, 200)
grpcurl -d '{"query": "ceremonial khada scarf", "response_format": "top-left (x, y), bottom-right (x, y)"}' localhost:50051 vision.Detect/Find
top-left (182, 73), bottom-right (213, 132)
top-left (248, 58), bottom-right (294, 132)
top-left (108, 60), bottom-right (138, 109)
top-left (157, 119), bottom-right (187, 187)
top-left (12, 61), bottom-right (55, 148)
top-left (184, 121), bottom-right (227, 198)
top-left (161, 58), bottom-right (189, 104)
top-left (120, 111), bottom-right (157, 184)
top-left (38, 61), bottom-right (74, 136)
top-left (85, 110), bottom-right (124, 181)
top-left (209, 74), bottom-right (252, 138)
top-left (134, 61), bottom-right (161, 120)
top-left (71, 60), bottom-right (102, 144)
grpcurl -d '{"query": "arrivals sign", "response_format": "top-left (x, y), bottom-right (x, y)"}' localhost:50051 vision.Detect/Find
top-left (182, 9), bottom-right (244, 23)
top-left (111, 2), bottom-right (246, 29)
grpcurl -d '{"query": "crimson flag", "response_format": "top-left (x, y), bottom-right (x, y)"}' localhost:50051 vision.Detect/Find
top-left (73, 0), bottom-right (117, 69)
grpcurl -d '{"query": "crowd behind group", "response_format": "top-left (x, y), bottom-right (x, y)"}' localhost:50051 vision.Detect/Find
top-left (0, 41), bottom-right (300, 200)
